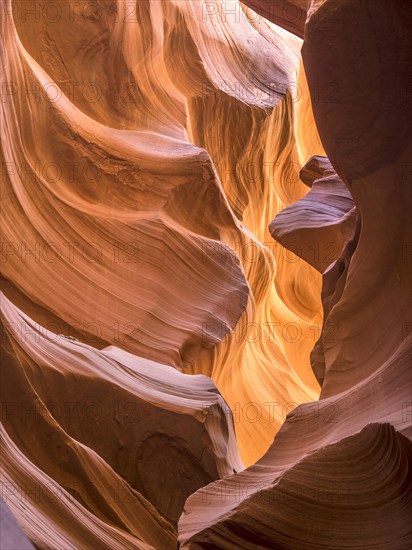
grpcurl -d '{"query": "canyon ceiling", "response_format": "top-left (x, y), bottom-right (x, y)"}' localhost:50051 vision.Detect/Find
top-left (1, 0), bottom-right (411, 549)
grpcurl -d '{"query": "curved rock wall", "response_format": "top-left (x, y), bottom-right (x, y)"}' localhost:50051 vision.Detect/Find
top-left (179, 0), bottom-right (412, 548)
top-left (1, 0), bottom-right (410, 548)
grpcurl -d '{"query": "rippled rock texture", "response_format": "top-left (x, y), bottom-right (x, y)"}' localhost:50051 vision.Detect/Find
top-left (1, 0), bottom-right (411, 548)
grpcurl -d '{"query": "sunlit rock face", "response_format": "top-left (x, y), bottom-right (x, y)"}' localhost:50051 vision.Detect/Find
top-left (178, 0), bottom-right (412, 548)
top-left (1, 0), bottom-right (410, 549)
top-left (1, 0), bottom-right (323, 472)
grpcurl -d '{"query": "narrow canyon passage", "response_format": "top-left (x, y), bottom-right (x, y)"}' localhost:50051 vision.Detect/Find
top-left (1, 1), bottom-right (411, 549)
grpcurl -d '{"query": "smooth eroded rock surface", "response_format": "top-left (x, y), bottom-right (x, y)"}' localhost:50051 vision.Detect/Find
top-left (1, 0), bottom-right (410, 548)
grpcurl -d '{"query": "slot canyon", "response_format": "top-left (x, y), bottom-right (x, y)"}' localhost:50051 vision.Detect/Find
top-left (0, 0), bottom-right (411, 548)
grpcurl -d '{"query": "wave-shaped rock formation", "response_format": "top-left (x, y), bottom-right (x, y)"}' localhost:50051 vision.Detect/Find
top-left (1, 0), bottom-right (411, 548)
top-left (1, 0), bottom-right (324, 471)
top-left (1, 292), bottom-right (242, 548)
top-left (179, 0), bottom-right (412, 548)
top-left (269, 156), bottom-right (357, 273)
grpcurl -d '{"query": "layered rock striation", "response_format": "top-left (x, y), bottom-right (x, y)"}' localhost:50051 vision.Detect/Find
top-left (1, 0), bottom-right (411, 548)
